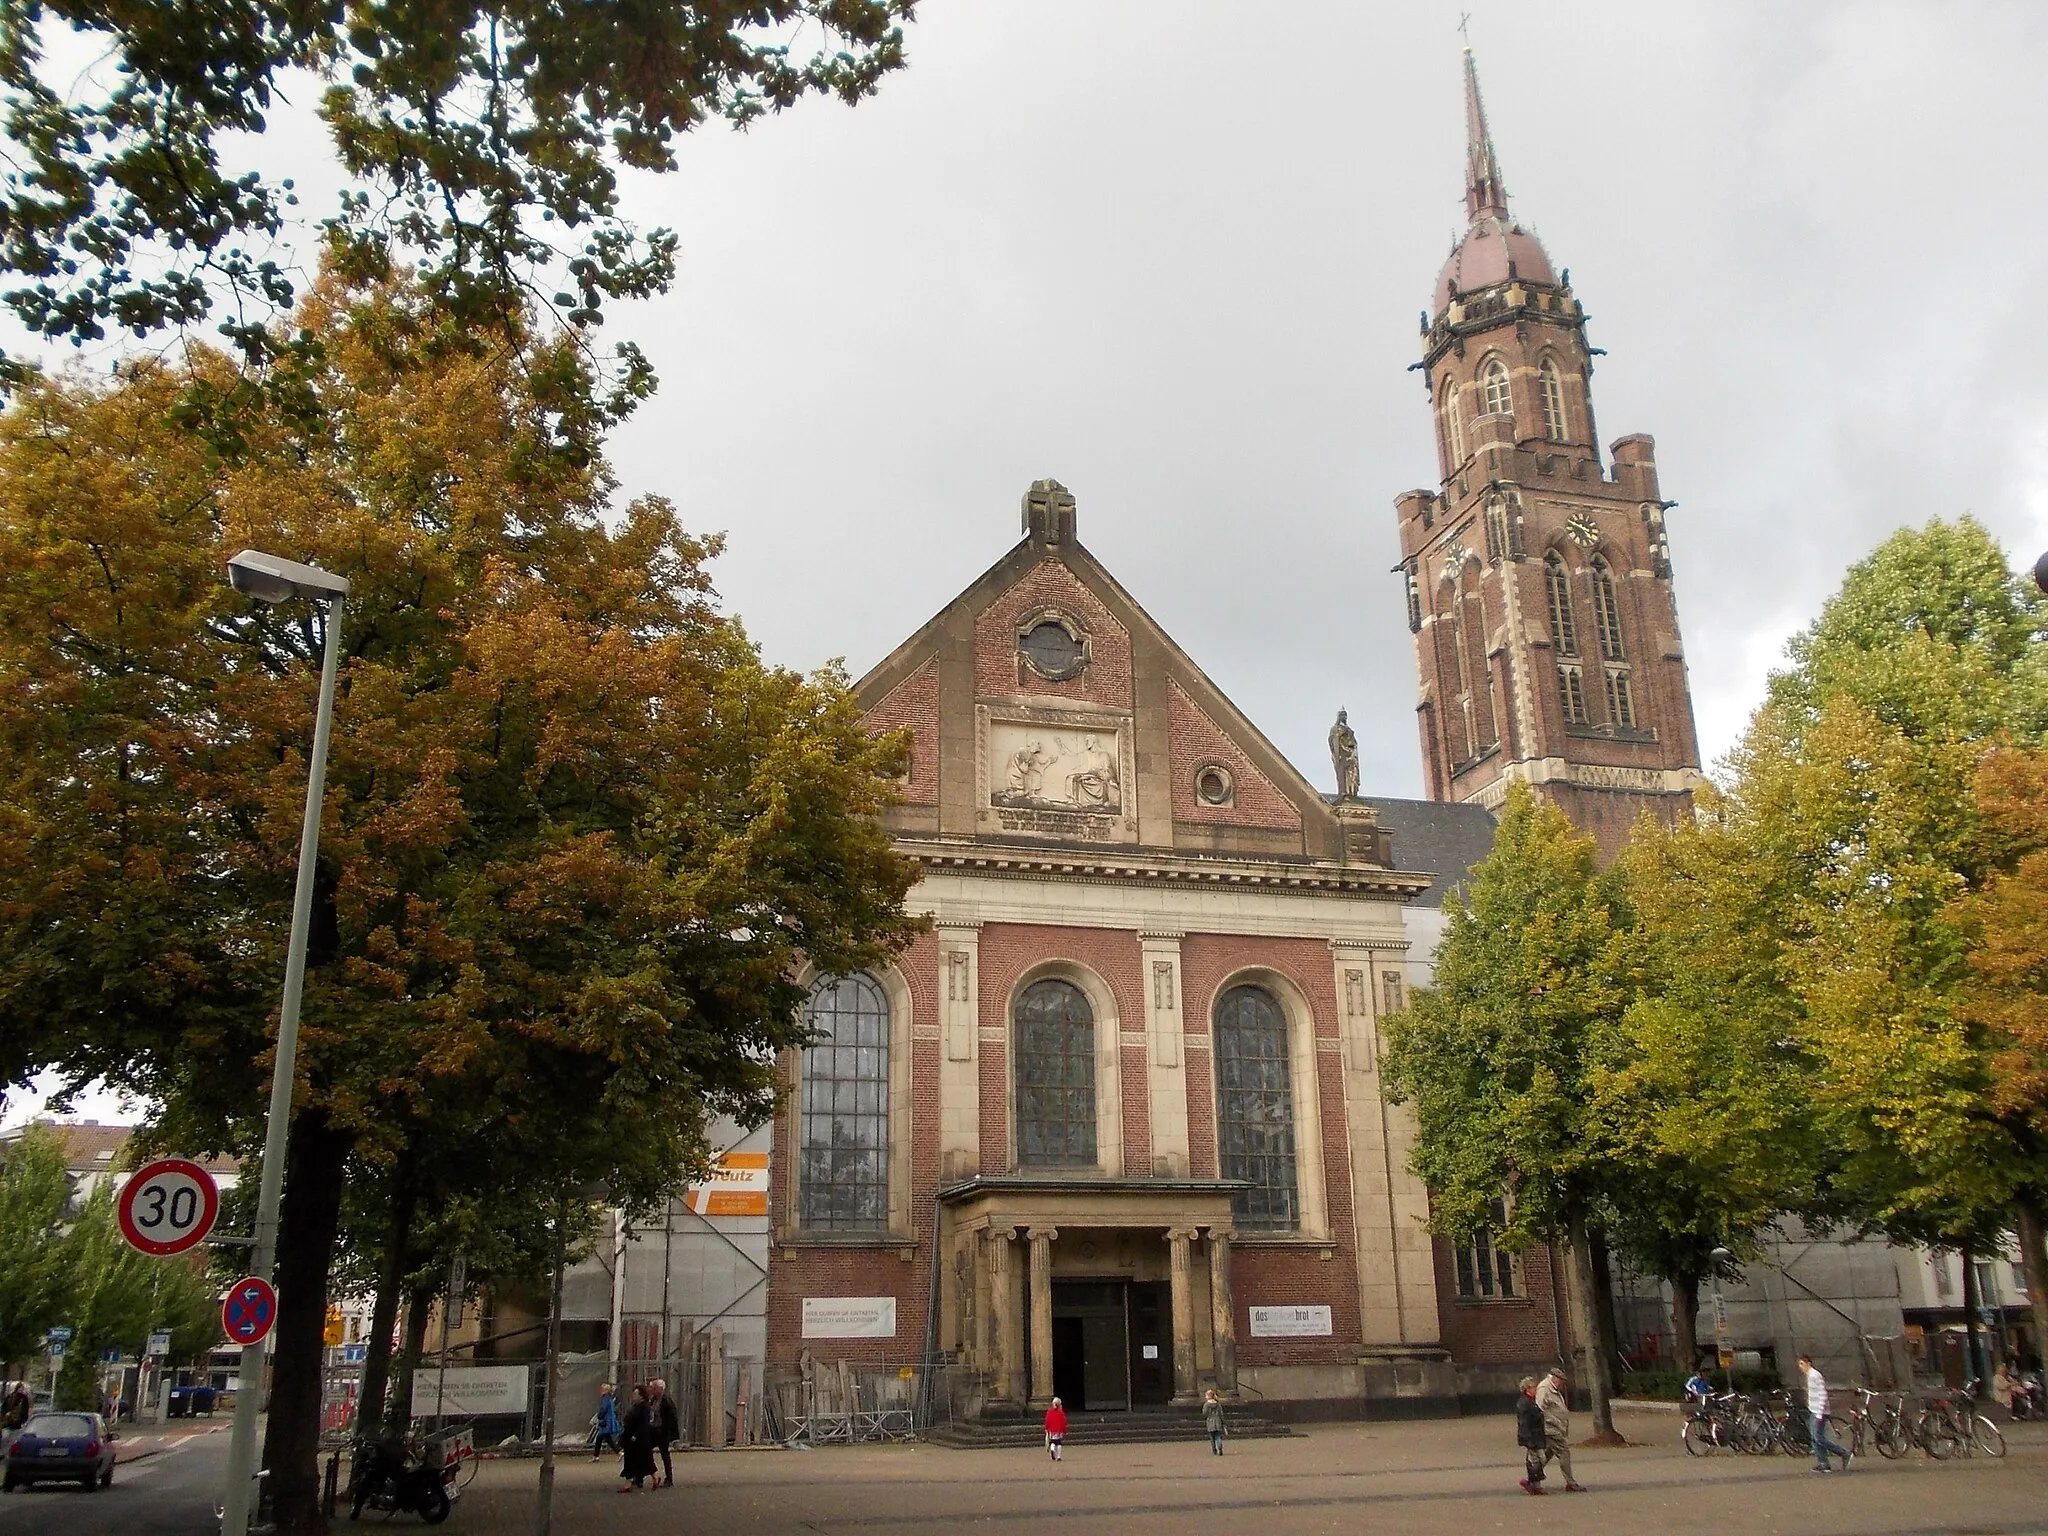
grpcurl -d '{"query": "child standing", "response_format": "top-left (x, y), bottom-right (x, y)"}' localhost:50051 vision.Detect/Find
top-left (1516, 1377), bottom-right (1548, 1495)
top-left (1044, 1396), bottom-right (1068, 1462)
top-left (1203, 1388), bottom-right (1226, 1455)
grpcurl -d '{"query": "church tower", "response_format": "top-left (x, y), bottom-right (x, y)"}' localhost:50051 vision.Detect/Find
top-left (1394, 45), bottom-right (1702, 857)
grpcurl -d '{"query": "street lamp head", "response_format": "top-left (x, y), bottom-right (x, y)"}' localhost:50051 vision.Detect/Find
top-left (1710, 1246), bottom-right (1733, 1264)
top-left (227, 549), bottom-right (350, 605)
top-left (2034, 547), bottom-right (2048, 596)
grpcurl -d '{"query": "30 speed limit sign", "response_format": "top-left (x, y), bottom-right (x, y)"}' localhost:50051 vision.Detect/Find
top-left (117, 1157), bottom-right (221, 1257)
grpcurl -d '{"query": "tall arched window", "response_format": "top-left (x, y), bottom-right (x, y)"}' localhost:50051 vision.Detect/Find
top-left (1591, 557), bottom-right (1626, 661)
top-left (1214, 986), bottom-right (1298, 1231)
top-left (798, 974), bottom-right (890, 1230)
top-left (1544, 553), bottom-right (1578, 656)
top-left (1484, 497), bottom-right (1511, 564)
top-left (1538, 359), bottom-right (1567, 442)
top-left (1015, 978), bottom-right (1096, 1167)
top-left (1442, 384), bottom-right (1466, 468)
top-left (1480, 357), bottom-right (1512, 418)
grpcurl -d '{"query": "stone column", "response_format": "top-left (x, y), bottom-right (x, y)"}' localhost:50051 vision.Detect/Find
top-left (988, 1227), bottom-right (1021, 1405)
top-left (1027, 1226), bottom-right (1058, 1408)
top-left (1167, 1226), bottom-right (1199, 1404)
top-left (1207, 1228), bottom-right (1239, 1398)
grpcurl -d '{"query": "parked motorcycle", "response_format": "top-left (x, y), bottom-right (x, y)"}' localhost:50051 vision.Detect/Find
top-left (349, 1437), bottom-right (451, 1523)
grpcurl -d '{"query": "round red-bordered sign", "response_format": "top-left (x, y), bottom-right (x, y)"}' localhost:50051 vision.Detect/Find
top-left (222, 1276), bottom-right (278, 1346)
top-left (116, 1157), bottom-right (220, 1257)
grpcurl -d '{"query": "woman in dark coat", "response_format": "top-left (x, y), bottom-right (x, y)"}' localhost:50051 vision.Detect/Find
top-left (618, 1385), bottom-right (656, 1492)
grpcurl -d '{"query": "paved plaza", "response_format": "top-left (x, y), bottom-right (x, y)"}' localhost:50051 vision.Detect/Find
top-left (446, 1407), bottom-right (2048, 1536)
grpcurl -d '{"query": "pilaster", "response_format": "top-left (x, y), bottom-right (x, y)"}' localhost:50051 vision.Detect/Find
top-left (936, 920), bottom-right (982, 1182)
top-left (1139, 932), bottom-right (1190, 1177)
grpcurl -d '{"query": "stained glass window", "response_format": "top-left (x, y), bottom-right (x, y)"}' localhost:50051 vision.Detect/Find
top-left (1015, 979), bottom-right (1096, 1167)
top-left (1214, 985), bottom-right (1299, 1232)
top-left (798, 974), bottom-right (889, 1230)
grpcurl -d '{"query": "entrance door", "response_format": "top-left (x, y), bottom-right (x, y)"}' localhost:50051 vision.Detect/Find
top-left (1127, 1281), bottom-right (1172, 1405)
top-left (1050, 1281), bottom-right (1132, 1410)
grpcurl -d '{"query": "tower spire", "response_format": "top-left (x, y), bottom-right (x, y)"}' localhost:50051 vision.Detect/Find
top-left (1461, 42), bottom-right (1509, 223)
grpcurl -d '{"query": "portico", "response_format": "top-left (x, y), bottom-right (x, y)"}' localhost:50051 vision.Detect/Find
top-left (939, 1177), bottom-right (1244, 1409)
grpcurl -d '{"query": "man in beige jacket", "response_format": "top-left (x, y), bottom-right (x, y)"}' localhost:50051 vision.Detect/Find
top-left (1536, 1369), bottom-right (1586, 1491)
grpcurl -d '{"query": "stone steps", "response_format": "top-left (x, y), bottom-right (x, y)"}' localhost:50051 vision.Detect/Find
top-left (925, 1408), bottom-right (1292, 1449)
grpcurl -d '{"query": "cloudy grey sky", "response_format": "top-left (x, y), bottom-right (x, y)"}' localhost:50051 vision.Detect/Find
top-left (591, 0), bottom-right (2048, 799)
top-left (7, 2), bottom-right (2048, 1123)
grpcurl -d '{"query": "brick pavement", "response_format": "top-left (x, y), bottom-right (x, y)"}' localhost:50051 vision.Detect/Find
top-left (449, 1407), bottom-right (2048, 1536)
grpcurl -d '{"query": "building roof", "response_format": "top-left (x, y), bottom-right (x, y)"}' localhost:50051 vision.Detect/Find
top-left (2, 1119), bottom-right (240, 1177)
top-left (1356, 796), bottom-right (1499, 908)
top-left (1433, 44), bottom-right (1559, 313)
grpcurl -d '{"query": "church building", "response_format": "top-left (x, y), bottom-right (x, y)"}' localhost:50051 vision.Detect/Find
top-left (761, 43), bottom-right (1702, 1422)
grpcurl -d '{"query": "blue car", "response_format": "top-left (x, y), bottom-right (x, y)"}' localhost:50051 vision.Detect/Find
top-left (2, 1412), bottom-right (117, 1492)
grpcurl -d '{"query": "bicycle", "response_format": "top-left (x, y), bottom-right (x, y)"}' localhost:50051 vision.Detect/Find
top-left (1939, 1380), bottom-right (2006, 1460)
top-left (1872, 1390), bottom-right (1959, 1460)
top-left (1682, 1392), bottom-right (1742, 1456)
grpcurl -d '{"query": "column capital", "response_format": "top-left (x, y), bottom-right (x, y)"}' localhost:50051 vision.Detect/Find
top-left (1204, 1227), bottom-right (1236, 1245)
top-left (987, 1224), bottom-right (1018, 1243)
top-left (1164, 1225), bottom-right (1200, 1244)
top-left (935, 918), bottom-right (985, 935)
top-left (1025, 1225), bottom-right (1059, 1244)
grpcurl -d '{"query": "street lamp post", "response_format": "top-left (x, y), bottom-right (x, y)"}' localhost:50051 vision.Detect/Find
top-left (219, 550), bottom-right (351, 1536)
top-left (1709, 1246), bottom-right (1734, 1396)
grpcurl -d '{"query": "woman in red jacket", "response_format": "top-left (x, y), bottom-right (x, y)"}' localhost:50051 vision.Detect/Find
top-left (1044, 1397), bottom-right (1067, 1462)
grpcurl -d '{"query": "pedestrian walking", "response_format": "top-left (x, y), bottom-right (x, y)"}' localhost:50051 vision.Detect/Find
top-left (618, 1385), bottom-right (656, 1493)
top-left (1044, 1396), bottom-right (1067, 1462)
top-left (589, 1382), bottom-right (621, 1459)
top-left (648, 1378), bottom-right (680, 1489)
top-left (1797, 1354), bottom-right (1851, 1473)
top-left (1, 1384), bottom-right (28, 1433)
top-left (1202, 1388), bottom-right (1226, 1455)
top-left (1516, 1377), bottom-right (1547, 1494)
top-left (1536, 1367), bottom-right (1586, 1491)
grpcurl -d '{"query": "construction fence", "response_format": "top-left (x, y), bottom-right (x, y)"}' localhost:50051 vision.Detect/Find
top-left (320, 1347), bottom-right (983, 1449)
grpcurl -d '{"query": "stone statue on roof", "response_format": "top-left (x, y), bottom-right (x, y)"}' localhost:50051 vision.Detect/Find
top-left (1329, 709), bottom-right (1360, 801)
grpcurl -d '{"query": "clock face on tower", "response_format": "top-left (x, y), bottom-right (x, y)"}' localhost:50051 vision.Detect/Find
top-left (1565, 513), bottom-right (1599, 547)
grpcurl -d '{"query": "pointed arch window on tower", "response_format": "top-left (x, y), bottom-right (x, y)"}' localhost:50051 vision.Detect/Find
top-left (1591, 557), bottom-right (1626, 662)
top-left (1480, 357), bottom-right (1512, 419)
top-left (1605, 668), bottom-right (1637, 729)
top-left (1544, 553), bottom-right (1578, 656)
top-left (1539, 359), bottom-right (1567, 442)
top-left (1557, 662), bottom-right (1589, 725)
top-left (1484, 497), bottom-right (1511, 564)
top-left (1442, 383), bottom-right (1466, 469)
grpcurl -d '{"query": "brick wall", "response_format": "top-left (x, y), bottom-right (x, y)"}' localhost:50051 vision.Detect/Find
top-left (862, 656), bottom-right (939, 805)
top-left (1432, 1234), bottom-right (1573, 1366)
top-left (1165, 679), bottom-right (1302, 832)
top-left (973, 559), bottom-right (1133, 708)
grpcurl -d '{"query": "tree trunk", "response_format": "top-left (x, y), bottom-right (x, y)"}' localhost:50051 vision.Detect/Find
top-left (1670, 1271), bottom-right (1702, 1372)
top-left (1590, 1227), bottom-right (1625, 1387)
top-left (1960, 1238), bottom-right (1987, 1387)
top-left (386, 1277), bottom-right (437, 1433)
top-left (355, 1161), bottom-right (419, 1438)
top-left (2015, 1197), bottom-right (2048, 1374)
top-left (1564, 1211), bottom-right (1617, 1440)
top-left (260, 1108), bottom-right (355, 1536)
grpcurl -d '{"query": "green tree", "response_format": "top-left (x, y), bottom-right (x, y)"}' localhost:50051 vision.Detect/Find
top-left (1598, 806), bottom-right (1824, 1366)
top-left (0, 1125), bottom-right (73, 1369)
top-left (0, 276), bottom-right (921, 1530)
top-left (49, 1182), bottom-right (162, 1410)
top-left (1, 1), bottom-right (917, 404)
top-left (1382, 785), bottom-right (1629, 1436)
top-left (1710, 517), bottom-right (2046, 1309)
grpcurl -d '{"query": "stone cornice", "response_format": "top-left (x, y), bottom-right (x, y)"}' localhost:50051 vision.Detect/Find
top-left (894, 838), bottom-right (1435, 901)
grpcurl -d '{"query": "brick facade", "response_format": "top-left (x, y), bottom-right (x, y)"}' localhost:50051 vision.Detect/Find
top-left (1166, 679), bottom-right (1302, 832)
top-left (863, 656), bottom-right (939, 805)
top-left (973, 559), bottom-right (1132, 710)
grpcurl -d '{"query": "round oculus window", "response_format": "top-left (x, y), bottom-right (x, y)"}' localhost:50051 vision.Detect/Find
top-left (1194, 764), bottom-right (1235, 807)
top-left (1019, 620), bottom-right (1088, 680)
